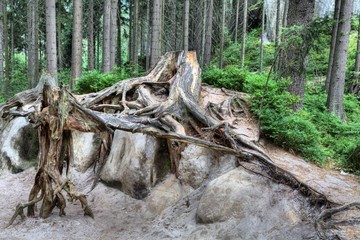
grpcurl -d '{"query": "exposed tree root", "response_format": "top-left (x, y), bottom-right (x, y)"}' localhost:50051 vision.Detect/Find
top-left (0, 51), bottom-right (347, 227)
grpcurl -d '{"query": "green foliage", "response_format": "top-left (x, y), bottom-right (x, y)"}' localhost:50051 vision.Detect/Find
top-left (202, 65), bottom-right (247, 91)
top-left (75, 64), bottom-right (144, 94)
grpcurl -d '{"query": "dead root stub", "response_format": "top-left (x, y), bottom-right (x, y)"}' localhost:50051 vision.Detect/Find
top-left (1, 51), bottom-right (353, 227)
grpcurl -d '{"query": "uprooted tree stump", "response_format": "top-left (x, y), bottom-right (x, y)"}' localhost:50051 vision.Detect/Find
top-left (1, 51), bottom-right (357, 231)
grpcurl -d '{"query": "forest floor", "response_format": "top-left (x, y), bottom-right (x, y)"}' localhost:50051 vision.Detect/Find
top-left (0, 87), bottom-right (359, 239)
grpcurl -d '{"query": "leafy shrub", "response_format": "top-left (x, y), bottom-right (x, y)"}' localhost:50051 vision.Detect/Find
top-left (202, 65), bottom-right (248, 91)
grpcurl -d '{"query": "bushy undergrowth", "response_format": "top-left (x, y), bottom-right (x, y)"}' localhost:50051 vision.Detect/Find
top-left (202, 66), bottom-right (360, 172)
top-left (75, 65), bottom-right (143, 94)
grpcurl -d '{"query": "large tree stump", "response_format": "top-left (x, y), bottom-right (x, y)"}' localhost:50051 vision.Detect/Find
top-left (0, 51), bottom-right (348, 226)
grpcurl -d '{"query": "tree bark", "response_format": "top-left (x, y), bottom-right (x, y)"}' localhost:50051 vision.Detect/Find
top-left (28, 0), bottom-right (37, 88)
top-left (349, 13), bottom-right (360, 95)
top-left (45, 0), bottom-right (57, 82)
top-left (280, 0), bottom-right (315, 111)
top-left (234, 0), bottom-right (239, 44)
top-left (110, 0), bottom-right (118, 69)
top-left (56, 3), bottom-right (63, 71)
top-left (241, 0), bottom-right (248, 68)
top-left (0, 0), bottom-right (4, 92)
top-left (70, 0), bottom-right (83, 90)
top-left (219, 0), bottom-right (226, 68)
top-left (183, 0), bottom-right (189, 52)
top-left (116, 1), bottom-right (122, 67)
top-left (325, 0), bottom-right (341, 93)
top-left (150, 0), bottom-right (161, 68)
top-left (4, 0), bottom-right (10, 97)
top-left (87, 0), bottom-right (95, 71)
top-left (145, 0), bottom-right (151, 70)
top-left (102, 0), bottom-right (111, 73)
top-left (132, 0), bottom-right (139, 65)
top-left (260, 0), bottom-right (265, 73)
top-left (203, 0), bottom-right (213, 66)
top-left (327, 0), bottom-right (354, 120)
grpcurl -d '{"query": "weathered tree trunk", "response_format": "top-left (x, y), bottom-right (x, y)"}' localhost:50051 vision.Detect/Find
top-left (87, 0), bottom-right (95, 71)
top-left (325, 0), bottom-right (341, 94)
top-left (102, 0), bottom-right (111, 73)
top-left (150, 0), bottom-right (161, 68)
top-left (70, 0), bottom-right (83, 90)
top-left (203, 0), bottom-right (213, 66)
top-left (327, 0), bottom-right (354, 120)
top-left (240, 0), bottom-right (248, 68)
top-left (110, 0), bottom-right (118, 69)
top-left (219, 0), bottom-right (226, 68)
top-left (45, 0), bottom-right (57, 81)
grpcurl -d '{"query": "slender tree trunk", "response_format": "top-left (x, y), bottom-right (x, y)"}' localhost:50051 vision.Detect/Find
top-left (194, 0), bottom-right (203, 57)
top-left (70, 0), bottom-right (83, 89)
top-left (203, 0), bottom-right (213, 66)
top-left (234, 0), bottom-right (239, 43)
top-left (260, 0), bottom-right (265, 73)
top-left (240, 0), bottom-right (248, 68)
top-left (219, 0), bottom-right (226, 68)
top-left (132, 0), bottom-right (139, 65)
top-left (183, 0), bottom-right (190, 52)
top-left (327, 0), bottom-right (354, 120)
top-left (4, 0), bottom-right (10, 97)
top-left (116, 1), bottom-right (122, 67)
top-left (201, 0), bottom-right (207, 65)
top-left (145, 0), bottom-right (150, 70)
top-left (102, 0), bottom-right (111, 73)
top-left (0, 0), bottom-right (4, 92)
top-left (281, 0), bottom-right (315, 111)
top-left (274, 0), bottom-right (281, 49)
top-left (128, 0), bottom-right (133, 63)
top-left (171, 0), bottom-right (177, 51)
top-left (56, 6), bottom-right (63, 71)
top-left (150, 0), bottom-right (161, 68)
top-left (96, 29), bottom-right (100, 70)
top-left (282, 0), bottom-right (288, 29)
top-left (349, 13), bottom-right (360, 94)
top-left (110, 0), bottom-right (118, 69)
top-left (28, 0), bottom-right (37, 88)
top-left (34, 0), bottom-right (39, 84)
top-left (87, 0), bottom-right (94, 71)
top-left (45, 0), bottom-right (57, 82)
top-left (325, 0), bottom-right (341, 93)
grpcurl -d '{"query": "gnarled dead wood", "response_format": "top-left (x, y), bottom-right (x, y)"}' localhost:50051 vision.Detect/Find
top-left (1, 51), bottom-right (339, 225)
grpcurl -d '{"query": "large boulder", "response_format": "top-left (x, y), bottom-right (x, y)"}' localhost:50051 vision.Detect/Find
top-left (196, 168), bottom-right (302, 227)
top-left (71, 131), bottom-right (102, 172)
top-left (0, 117), bottom-right (38, 174)
top-left (100, 130), bottom-right (170, 199)
top-left (178, 145), bottom-right (237, 189)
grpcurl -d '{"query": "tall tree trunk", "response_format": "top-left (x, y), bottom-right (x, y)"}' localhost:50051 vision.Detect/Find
top-left (171, 0), bottom-right (177, 51)
top-left (0, 0), bottom-right (4, 92)
top-left (325, 0), bottom-right (341, 93)
top-left (183, 0), bottom-right (190, 52)
top-left (34, 0), bottom-right (39, 84)
top-left (45, 0), bottom-right (57, 82)
top-left (4, 0), bottom-right (10, 97)
top-left (110, 0), bottom-right (118, 69)
top-left (260, 0), bottom-right (265, 73)
top-left (56, 5), bottom-right (63, 71)
top-left (132, 0), bottom-right (139, 65)
top-left (240, 0), bottom-right (248, 68)
top-left (194, 0), bottom-right (203, 57)
top-left (327, 0), bottom-right (354, 120)
top-left (219, 0), bottom-right (226, 68)
top-left (203, 0), bottom-right (213, 66)
top-left (274, 0), bottom-right (281, 49)
top-left (28, 0), bottom-right (37, 88)
top-left (234, 0), bottom-right (239, 44)
top-left (116, 1), bottom-right (122, 67)
top-left (145, 0), bottom-right (150, 70)
top-left (87, 0), bottom-right (94, 71)
top-left (201, 0), bottom-right (207, 65)
top-left (96, 28), bottom-right (100, 70)
top-left (280, 0), bottom-right (315, 111)
top-left (70, 0), bottom-right (83, 90)
top-left (150, 0), bottom-right (161, 68)
top-left (349, 13), bottom-right (360, 95)
top-left (102, 0), bottom-right (111, 73)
